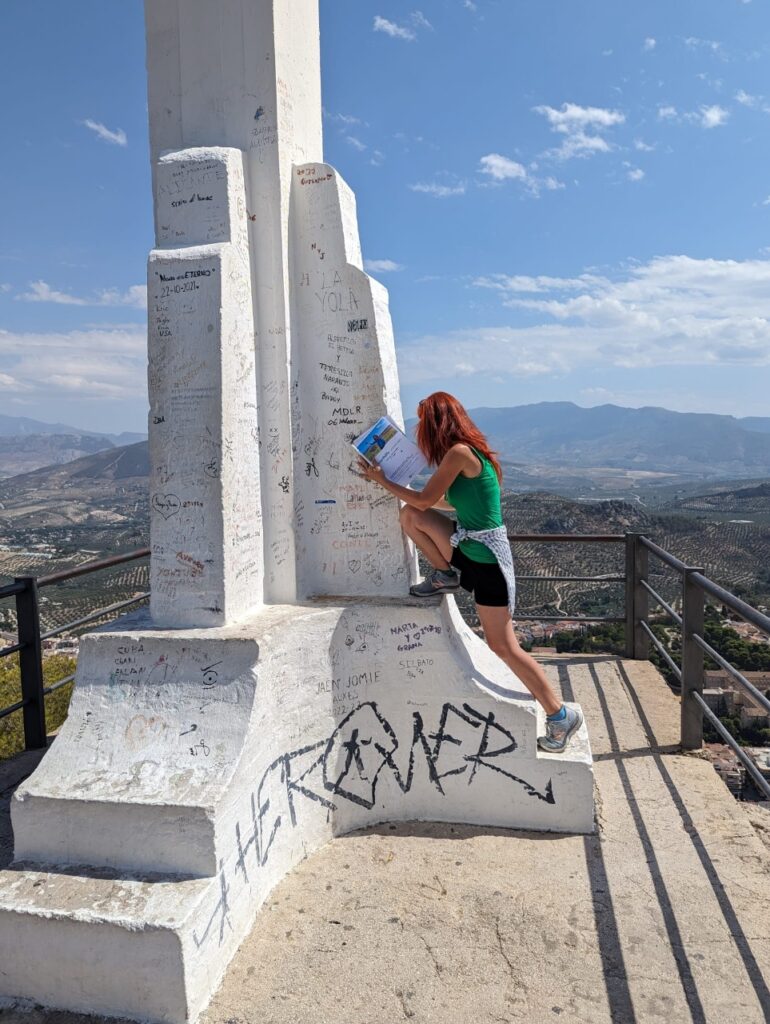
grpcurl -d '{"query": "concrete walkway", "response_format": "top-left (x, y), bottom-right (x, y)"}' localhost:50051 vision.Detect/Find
top-left (2, 657), bottom-right (769, 1024)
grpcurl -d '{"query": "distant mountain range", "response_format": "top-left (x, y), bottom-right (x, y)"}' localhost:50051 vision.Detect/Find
top-left (0, 415), bottom-right (146, 478)
top-left (0, 415), bottom-right (145, 446)
top-left (2, 402), bottom-right (770, 488)
top-left (408, 403), bottom-right (770, 481)
top-left (738, 417), bottom-right (770, 435)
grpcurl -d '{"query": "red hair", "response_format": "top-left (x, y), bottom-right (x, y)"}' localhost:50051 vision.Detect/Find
top-left (416, 392), bottom-right (502, 482)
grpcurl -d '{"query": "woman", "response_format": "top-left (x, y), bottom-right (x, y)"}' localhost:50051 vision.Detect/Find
top-left (357, 391), bottom-right (582, 752)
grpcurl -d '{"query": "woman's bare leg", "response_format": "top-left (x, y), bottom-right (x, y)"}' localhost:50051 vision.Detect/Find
top-left (476, 604), bottom-right (562, 715)
top-left (399, 505), bottom-right (455, 569)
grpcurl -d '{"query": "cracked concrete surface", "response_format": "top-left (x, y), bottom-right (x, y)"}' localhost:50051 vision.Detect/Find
top-left (2, 656), bottom-right (769, 1024)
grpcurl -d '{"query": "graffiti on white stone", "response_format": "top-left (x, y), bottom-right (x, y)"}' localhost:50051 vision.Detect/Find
top-left (193, 697), bottom-right (554, 950)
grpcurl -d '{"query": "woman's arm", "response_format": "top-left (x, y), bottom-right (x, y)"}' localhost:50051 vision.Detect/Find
top-left (432, 496), bottom-right (455, 512)
top-left (356, 446), bottom-right (469, 511)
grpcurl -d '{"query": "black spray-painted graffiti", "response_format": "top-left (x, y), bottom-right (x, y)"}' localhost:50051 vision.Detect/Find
top-left (193, 700), bottom-right (553, 949)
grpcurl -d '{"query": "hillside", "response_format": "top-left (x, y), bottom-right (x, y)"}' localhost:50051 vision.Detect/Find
top-left (0, 443), bottom-right (150, 636)
top-left (0, 433), bottom-right (116, 480)
top-left (667, 481), bottom-right (770, 518)
top-left (501, 491), bottom-right (770, 613)
top-left (0, 442), bottom-right (149, 526)
top-left (0, 442), bottom-right (149, 590)
top-left (0, 415), bottom-right (146, 478)
top-left (740, 417), bottom-right (770, 435)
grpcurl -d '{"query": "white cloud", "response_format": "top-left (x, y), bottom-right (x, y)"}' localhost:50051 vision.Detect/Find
top-left (97, 285), bottom-right (148, 309)
top-left (409, 180), bottom-right (467, 198)
top-left (634, 138), bottom-right (656, 152)
top-left (643, 37), bottom-right (656, 51)
top-left (364, 259), bottom-right (404, 273)
top-left (736, 89), bottom-right (757, 107)
top-left (0, 283), bottom-right (12, 294)
top-left (464, 0), bottom-right (478, 10)
top-left (696, 104), bottom-right (729, 128)
top-left (534, 103), bottom-right (625, 160)
top-left (346, 135), bottom-right (367, 152)
top-left (324, 110), bottom-right (363, 126)
top-left (399, 256), bottom-right (770, 384)
top-left (82, 119), bottom-right (128, 146)
top-left (540, 176), bottom-right (564, 192)
top-left (684, 37), bottom-right (724, 56)
top-left (627, 167), bottom-right (645, 182)
top-left (535, 103), bottom-right (625, 132)
top-left (373, 16), bottom-right (416, 41)
top-left (762, 196), bottom-right (770, 206)
top-left (697, 72), bottom-right (724, 90)
top-left (17, 281), bottom-right (147, 309)
top-left (370, 149), bottom-right (385, 167)
top-left (474, 273), bottom-right (604, 294)
top-left (479, 154), bottom-right (527, 182)
top-left (410, 10), bottom-right (433, 30)
top-left (478, 154), bottom-right (563, 196)
top-left (658, 104), bottom-right (730, 129)
top-left (0, 372), bottom-right (28, 391)
top-left (0, 326), bottom-right (147, 401)
top-left (735, 89), bottom-right (770, 112)
top-left (18, 281), bottom-right (88, 306)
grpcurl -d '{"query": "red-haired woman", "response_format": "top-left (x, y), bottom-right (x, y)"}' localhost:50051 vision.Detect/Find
top-left (357, 391), bottom-right (582, 752)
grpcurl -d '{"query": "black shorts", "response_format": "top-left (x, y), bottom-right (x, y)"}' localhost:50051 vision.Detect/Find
top-left (450, 544), bottom-right (509, 608)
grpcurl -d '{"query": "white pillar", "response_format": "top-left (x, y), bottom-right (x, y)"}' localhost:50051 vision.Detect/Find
top-left (290, 163), bottom-right (417, 597)
top-left (148, 147), bottom-right (262, 627)
top-left (145, 0), bottom-right (323, 603)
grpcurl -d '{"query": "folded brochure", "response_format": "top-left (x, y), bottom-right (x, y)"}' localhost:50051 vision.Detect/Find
top-left (352, 415), bottom-right (428, 487)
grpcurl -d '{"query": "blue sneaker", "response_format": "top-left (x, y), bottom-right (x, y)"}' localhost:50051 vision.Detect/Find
top-left (538, 706), bottom-right (583, 752)
top-left (409, 568), bottom-right (460, 596)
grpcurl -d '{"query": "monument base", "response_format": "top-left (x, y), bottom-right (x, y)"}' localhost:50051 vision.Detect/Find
top-left (0, 597), bottom-right (593, 1023)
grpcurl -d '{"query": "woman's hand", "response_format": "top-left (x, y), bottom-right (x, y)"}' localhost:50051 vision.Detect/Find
top-left (357, 458), bottom-right (386, 486)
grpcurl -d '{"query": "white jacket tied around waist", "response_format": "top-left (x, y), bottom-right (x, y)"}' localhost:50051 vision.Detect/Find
top-left (449, 524), bottom-right (516, 617)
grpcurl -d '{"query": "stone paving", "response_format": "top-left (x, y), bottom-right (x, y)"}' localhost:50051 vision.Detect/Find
top-left (2, 656), bottom-right (769, 1024)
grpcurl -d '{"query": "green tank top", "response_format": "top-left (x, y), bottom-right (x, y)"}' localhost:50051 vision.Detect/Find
top-left (446, 448), bottom-right (503, 564)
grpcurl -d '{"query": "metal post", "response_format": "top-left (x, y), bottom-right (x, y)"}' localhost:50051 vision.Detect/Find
top-left (681, 567), bottom-right (705, 751)
top-left (625, 534), bottom-right (649, 659)
top-left (14, 577), bottom-right (47, 750)
top-left (625, 534), bottom-right (635, 658)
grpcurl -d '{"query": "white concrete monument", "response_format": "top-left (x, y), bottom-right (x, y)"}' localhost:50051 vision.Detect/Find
top-left (0, 3), bottom-right (593, 1022)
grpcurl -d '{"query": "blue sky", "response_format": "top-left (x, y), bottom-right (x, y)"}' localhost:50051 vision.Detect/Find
top-left (0, 0), bottom-right (768, 433)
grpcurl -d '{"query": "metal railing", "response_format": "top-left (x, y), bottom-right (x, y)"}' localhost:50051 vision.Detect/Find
top-left (0, 549), bottom-right (150, 750)
top-left (508, 533), bottom-right (627, 623)
top-left (629, 534), bottom-right (770, 801)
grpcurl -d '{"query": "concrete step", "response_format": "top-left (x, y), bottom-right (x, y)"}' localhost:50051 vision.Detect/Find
top-left (0, 866), bottom-right (215, 1023)
top-left (11, 632), bottom-right (261, 877)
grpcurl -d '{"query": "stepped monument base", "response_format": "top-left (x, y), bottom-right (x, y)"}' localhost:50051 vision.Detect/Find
top-left (0, 597), bottom-right (592, 1023)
